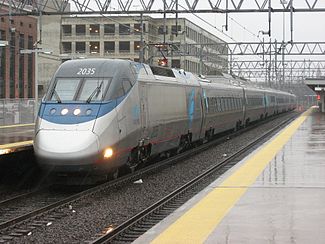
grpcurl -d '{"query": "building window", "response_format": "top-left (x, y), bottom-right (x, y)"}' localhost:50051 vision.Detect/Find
top-left (9, 32), bottom-right (15, 98)
top-left (62, 42), bottom-right (72, 53)
top-left (27, 36), bottom-right (33, 98)
top-left (104, 41), bottom-right (115, 53)
top-left (62, 25), bottom-right (72, 36)
top-left (29, 24), bottom-right (32, 28)
top-left (172, 59), bottom-right (181, 68)
top-left (134, 41), bottom-right (140, 51)
top-left (89, 24), bottom-right (100, 35)
top-left (119, 24), bottom-right (130, 35)
top-left (9, 50), bottom-right (15, 98)
top-left (9, 31), bottom-right (15, 46)
top-left (134, 23), bottom-right (145, 35)
top-left (19, 33), bottom-right (24, 48)
top-left (76, 25), bottom-right (85, 35)
top-left (158, 26), bottom-right (168, 35)
top-left (19, 34), bottom-right (25, 98)
top-left (76, 42), bottom-right (85, 53)
top-left (119, 41), bottom-right (130, 52)
top-left (171, 25), bottom-right (181, 34)
top-left (104, 24), bottom-right (115, 34)
top-left (0, 30), bottom-right (5, 98)
top-left (1, 17), bottom-right (4, 22)
top-left (20, 22), bottom-right (23, 27)
top-left (89, 42), bottom-right (100, 53)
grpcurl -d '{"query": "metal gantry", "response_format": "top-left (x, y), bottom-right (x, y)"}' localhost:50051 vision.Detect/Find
top-left (166, 42), bottom-right (325, 56)
top-left (1, 0), bottom-right (325, 85)
top-left (230, 59), bottom-right (325, 83)
top-left (147, 41), bottom-right (325, 82)
top-left (1, 0), bottom-right (325, 15)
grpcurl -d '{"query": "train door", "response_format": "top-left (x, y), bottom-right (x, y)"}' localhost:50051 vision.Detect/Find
top-left (200, 88), bottom-right (208, 138)
top-left (139, 83), bottom-right (149, 140)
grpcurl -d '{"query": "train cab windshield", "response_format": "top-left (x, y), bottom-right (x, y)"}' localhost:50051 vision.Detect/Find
top-left (45, 59), bottom-right (137, 103)
top-left (47, 78), bottom-right (112, 103)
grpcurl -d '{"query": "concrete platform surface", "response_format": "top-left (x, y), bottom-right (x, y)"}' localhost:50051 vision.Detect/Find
top-left (134, 108), bottom-right (325, 244)
top-left (0, 123), bottom-right (34, 154)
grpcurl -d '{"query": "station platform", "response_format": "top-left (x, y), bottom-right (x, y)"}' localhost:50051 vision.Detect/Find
top-left (134, 107), bottom-right (325, 243)
top-left (0, 123), bottom-right (34, 154)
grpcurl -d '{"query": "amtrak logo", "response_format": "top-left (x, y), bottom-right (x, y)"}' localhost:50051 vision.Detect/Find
top-left (132, 105), bottom-right (140, 123)
top-left (188, 89), bottom-right (195, 128)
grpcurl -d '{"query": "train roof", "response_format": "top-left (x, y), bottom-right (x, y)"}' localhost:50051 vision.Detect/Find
top-left (53, 59), bottom-right (296, 98)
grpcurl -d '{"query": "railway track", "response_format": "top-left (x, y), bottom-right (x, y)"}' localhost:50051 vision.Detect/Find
top-left (88, 112), bottom-right (299, 244)
top-left (0, 112), bottom-right (297, 242)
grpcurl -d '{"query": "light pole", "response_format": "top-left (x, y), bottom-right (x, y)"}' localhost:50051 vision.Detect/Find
top-left (281, 0), bottom-right (287, 87)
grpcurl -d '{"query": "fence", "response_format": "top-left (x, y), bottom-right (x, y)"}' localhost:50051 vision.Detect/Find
top-left (0, 99), bottom-right (38, 125)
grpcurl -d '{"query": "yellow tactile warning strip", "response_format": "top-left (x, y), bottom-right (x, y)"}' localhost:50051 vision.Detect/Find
top-left (0, 140), bottom-right (33, 150)
top-left (152, 109), bottom-right (312, 244)
top-left (0, 123), bottom-right (35, 129)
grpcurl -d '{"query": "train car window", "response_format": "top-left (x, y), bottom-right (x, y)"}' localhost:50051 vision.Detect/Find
top-left (225, 98), bottom-right (228, 111)
top-left (220, 98), bottom-right (223, 112)
top-left (222, 98), bottom-right (227, 111)
top-left (230, 98), bottom-right (233, 110)
top-left (224, 98), bottom-right (228, 111)
top-left (78, 78), bottom-right (111, 102)
top-left (49, 78), bottom-right (81, 101)
top-left (217, 98), bottom-right (221, 112)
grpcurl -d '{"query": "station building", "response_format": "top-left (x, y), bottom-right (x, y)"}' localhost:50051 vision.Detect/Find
top-left (0, 7), bottom-right (37, 99)
top-left (39, 15), bottom-right (228, 97)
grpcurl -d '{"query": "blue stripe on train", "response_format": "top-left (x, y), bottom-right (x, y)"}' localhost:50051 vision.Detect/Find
top-left (39, 95), bottom-right (125, 124)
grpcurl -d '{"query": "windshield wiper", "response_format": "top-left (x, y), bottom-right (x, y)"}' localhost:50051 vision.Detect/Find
top-left (52, 90), bottom-right (62, 103)
top-left (86, 81), bottom-right (103, 103)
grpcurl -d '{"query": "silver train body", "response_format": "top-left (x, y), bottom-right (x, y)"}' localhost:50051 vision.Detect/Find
top-left (34, 59), bottom-right (297, 175)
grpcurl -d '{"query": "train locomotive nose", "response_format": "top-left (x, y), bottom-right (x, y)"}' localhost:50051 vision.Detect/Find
top-left (34, 129), bottom-right (100, 172)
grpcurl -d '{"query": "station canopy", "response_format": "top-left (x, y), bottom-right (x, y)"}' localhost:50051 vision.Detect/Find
top-left (305, 78), bottom-right (325, 92)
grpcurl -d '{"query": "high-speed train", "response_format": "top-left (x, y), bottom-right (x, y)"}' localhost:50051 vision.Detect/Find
top-left (33, 59), bottom-right (296, 178)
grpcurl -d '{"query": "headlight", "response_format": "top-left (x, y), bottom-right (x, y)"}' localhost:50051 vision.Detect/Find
top-left (61, 108), bottom-right (69, 115)
top-left (103, 148), bottom-right (113, 158)
top-left (73, 108), bottom-right (81, 116)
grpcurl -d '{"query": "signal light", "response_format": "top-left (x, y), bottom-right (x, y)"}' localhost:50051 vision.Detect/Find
top-left (317, 94), bottom-right (321, 101)
top-left (158, 58), bottom-right (168, 67)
